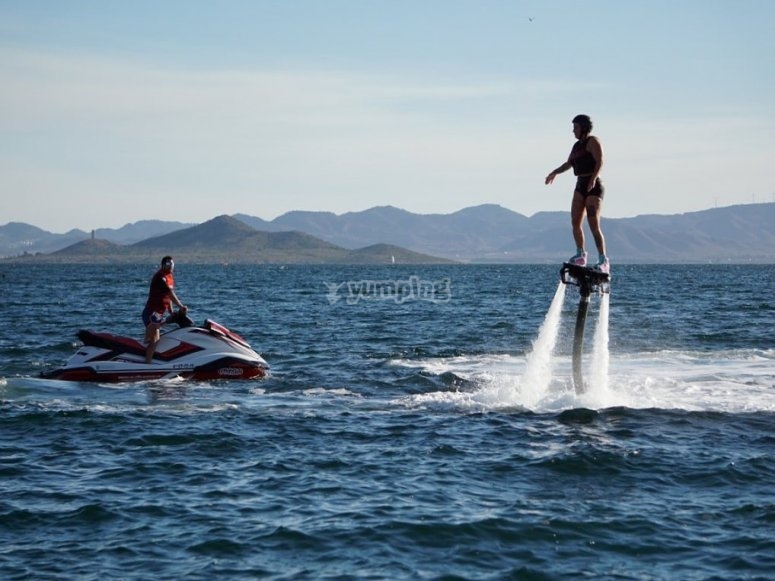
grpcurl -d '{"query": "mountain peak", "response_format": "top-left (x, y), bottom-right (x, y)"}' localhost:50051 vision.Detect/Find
top-left (131, 214), bottom-right (257, 250)
top-left (52, 238), bottom-right (123, 257)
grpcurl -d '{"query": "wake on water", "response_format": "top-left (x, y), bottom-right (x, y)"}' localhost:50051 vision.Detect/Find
top-left (399, 282), bottom-right (775, 414)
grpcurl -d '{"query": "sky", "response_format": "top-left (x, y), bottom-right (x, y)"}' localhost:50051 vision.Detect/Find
top-left (1, 0), bottom-right (773, 232)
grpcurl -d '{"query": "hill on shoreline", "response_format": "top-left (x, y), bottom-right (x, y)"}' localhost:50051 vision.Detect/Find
top-left (8, 215), bottom-right (453, 265)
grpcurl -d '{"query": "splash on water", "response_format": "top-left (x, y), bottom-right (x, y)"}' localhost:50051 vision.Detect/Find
top-left (397, 274), bottom-right (775, 414)
top-left (402, 280), bottom-right (626, 412)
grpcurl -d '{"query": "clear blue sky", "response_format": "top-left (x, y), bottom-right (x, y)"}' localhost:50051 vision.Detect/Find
top-left (1, 0), bottom-right (773, 232)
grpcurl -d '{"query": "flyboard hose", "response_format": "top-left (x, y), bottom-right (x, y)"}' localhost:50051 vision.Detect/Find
top-left (559, 263), bottom-right (610, 393)
top-left (572, 292), bottom-right (590, 392)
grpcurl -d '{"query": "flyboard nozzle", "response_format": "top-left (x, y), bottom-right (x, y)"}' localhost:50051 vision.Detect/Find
top-left (559, 263), bottom-right (611, 296)
top-left (559, 262), bottom-right (611, 394)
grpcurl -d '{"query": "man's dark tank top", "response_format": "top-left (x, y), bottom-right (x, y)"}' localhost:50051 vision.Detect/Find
top-left (569, 137), bottom-right (596, 176)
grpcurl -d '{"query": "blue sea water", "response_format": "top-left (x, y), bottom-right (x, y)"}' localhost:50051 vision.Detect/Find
top-left (1, 263), bottom-right (774, 580)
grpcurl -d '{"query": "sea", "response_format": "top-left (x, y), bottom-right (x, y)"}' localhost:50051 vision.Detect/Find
top-left (1, 263), bottom-right (773, 580)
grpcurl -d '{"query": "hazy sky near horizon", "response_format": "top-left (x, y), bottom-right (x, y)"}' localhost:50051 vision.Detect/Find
top-left (1, 0), bottom-right (773, 232)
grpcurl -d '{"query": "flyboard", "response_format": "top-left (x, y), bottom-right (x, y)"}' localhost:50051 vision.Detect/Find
top-left (559, 262), bottom-right (611, 393)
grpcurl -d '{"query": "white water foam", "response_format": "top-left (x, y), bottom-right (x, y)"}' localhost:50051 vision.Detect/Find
top-left (398, 349), bottom-right (775, 414)
top-left (603, 349), bottom-right (775, 412)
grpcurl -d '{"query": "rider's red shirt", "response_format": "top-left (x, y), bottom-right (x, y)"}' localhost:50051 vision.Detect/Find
top-left (144, 270), bottom-right (174, 314)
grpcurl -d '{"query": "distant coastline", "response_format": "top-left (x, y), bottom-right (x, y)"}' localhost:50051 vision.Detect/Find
top-left (2, 203), bottom-right (774, 264)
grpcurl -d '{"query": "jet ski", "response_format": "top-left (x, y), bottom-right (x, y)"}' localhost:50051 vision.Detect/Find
top-left (41, 312), bottom-right (269, 382)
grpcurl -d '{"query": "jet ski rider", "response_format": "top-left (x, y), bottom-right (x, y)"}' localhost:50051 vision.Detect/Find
top-left (142, 255), bottom-right (187, 363)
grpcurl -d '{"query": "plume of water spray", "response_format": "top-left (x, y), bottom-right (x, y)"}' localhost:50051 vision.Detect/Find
top-left (589, 292), bottom-right (610, 393)
top-left (520, 281), bottom-right (566, 406)
top-left (574, 291), bottom-right (625, 409)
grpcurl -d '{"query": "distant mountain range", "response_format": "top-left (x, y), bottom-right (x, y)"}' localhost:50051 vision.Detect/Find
top-left (5, 215), bottom-right (450, 264)
top-left (2, 203), bottom-right (774, 263)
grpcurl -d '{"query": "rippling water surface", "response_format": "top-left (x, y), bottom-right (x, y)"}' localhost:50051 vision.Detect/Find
top-left (1, 263), bottom-right (774, 579)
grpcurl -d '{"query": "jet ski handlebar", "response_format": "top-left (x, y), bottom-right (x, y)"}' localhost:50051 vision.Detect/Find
top-left (165, 308), bottom-right (195, 328)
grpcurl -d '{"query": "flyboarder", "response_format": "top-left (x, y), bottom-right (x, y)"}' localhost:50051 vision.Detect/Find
top-left (545, 114), bottom-right (609, 274)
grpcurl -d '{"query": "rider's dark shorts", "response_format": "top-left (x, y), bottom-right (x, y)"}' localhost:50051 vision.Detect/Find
top-left (575, 176), bottom-right (605, 199)
top-left (142, 308), bottom-right (165, 327)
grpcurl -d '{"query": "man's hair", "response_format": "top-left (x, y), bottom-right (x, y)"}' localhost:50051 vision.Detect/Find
top-left (572, 114), bottom-right (593, 133)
